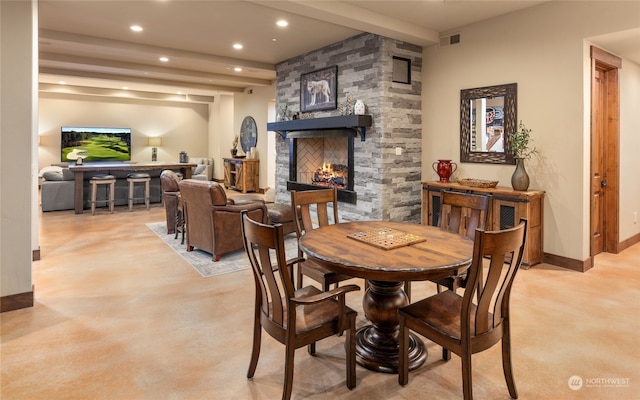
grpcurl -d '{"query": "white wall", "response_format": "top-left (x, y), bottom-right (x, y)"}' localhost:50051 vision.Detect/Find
top-left (233, 84), bottom-right (276, 190)
top-left (1, 0), bottom-right (37, 299)
top-left (422, 1), bottom-right (640, 262)
top-left (618, 59), bottom-right (640, 241)
top-left (208, 94), bottom-right (234, 181)
top-left (38, 94), bottom-right (209, 170)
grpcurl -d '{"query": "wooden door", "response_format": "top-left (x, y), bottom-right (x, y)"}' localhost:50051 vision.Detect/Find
top-left (590, 47), bottom-right (621, 256)
top-left (591, 67), bottom-right (605, 255)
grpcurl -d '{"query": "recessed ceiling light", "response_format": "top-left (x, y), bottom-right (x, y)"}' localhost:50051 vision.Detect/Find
top-left (177, 91), bottom-right (182, 95)
top-left (159, 56), bottom-right (169, 62)
top-left (234, 67), bottom-right (242, 72)
top-left (122, 86), bottom-right (129, 90)
top-left (59, 81), bottom-right (66, 85)
top-left (130, 25), bottom-right (143, 32)
top-left (272, 38), bottom-right (277, 42)
top-left (276, 20), bottom-right (288, 27)
top-left (233, 43), bottom-right (243, 50)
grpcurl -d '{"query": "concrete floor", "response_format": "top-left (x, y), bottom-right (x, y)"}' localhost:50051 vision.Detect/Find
top-left (2, 205), bottom-right (639, 399)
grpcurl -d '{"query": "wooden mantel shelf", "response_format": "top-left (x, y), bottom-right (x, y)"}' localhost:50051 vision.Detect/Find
top-left (267, 115), bottom-right (372, 141)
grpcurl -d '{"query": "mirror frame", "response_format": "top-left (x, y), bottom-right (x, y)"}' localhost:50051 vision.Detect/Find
top-left (460, 83), bottom-right (517, 164)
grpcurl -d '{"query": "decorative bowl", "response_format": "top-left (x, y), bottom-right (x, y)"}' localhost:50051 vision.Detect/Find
top-left (457, 178), bottom-right (499, 188)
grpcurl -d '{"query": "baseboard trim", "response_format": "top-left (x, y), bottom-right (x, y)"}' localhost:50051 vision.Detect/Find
top-left (1, 288), bottom-right (34, 313)
top-left (543, 253), bottom-right (591, 273)
top-left (619, 233), bottom-right (640, 252)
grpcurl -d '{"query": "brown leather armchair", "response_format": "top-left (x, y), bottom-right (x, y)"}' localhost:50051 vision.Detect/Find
top-left (160, 170), bottom-right (181, 234)
top-left (178, 179), bottom-right (267, 261)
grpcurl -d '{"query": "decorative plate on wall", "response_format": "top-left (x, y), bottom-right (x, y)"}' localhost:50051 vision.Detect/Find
top-left (240, 116), bottom-right (258, 153)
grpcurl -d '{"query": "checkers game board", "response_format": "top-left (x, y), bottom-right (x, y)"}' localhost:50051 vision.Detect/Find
top-left (346, 227), bottom-right (426, 250)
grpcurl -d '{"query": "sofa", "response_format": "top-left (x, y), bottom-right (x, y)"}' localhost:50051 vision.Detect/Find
top-left (40, 167), bottom-right (76, 212)
top-left (189, 157), bottom-right (214, 181)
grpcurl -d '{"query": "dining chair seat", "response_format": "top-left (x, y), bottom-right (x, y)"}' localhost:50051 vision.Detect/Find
top-left (298, 258), bottom-right (352, 291)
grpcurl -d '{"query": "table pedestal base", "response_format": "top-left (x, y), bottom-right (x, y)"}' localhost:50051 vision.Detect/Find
top-left (355, 326), bottom-right (426, 373)
top-left (355, 280), bottom-right (427, 373)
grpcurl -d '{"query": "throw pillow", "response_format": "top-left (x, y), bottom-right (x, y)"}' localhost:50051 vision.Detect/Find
top-left (194, 164), bottom-right (207, 175)
top-left (43, 171), bottom-right (63, 181)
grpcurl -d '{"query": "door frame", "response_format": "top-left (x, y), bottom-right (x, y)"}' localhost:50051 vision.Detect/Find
top-left (590, 46), bottom-right (621, 258)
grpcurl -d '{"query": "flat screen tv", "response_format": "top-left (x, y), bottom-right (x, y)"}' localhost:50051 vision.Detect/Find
top-left (61, 126), bottom-right (131, 162)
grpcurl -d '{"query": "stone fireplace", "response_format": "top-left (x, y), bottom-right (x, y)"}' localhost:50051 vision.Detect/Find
top-left (269, 115), bottom-right (370, 204)
top-left (272, 33), bottom-right (423, 222)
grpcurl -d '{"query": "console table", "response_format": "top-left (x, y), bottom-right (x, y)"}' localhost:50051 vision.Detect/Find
top-left (223, 158), bottom-right (259, 193)
top-left (68, 162), bottom-right (196, 214)
top-left (422, 181), bottom-right (544, 266)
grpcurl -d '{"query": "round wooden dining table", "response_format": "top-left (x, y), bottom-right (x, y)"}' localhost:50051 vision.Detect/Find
top-left (298, 220), bottom-right (473, 373)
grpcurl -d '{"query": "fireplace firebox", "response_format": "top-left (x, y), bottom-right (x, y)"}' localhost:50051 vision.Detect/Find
top-left (268, 115), bottom-right (371, 204)
top-left (288, 136), bottom-right (356, 203)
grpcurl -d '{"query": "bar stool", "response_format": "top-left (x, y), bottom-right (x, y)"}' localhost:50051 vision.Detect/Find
top-left (127, 172), bottom-right (151, 211)
top-left (90, 174), bottom-right (116, 215)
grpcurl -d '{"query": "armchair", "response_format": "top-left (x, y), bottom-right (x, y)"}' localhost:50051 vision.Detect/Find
top-left (178, 179), bottom-right (267, 261)
top-left (160, 170), bottom-right (182, 234)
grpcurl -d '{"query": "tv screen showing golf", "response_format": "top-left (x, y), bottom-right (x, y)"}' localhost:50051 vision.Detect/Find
top-left (61, 126), bottom-right (131, 162)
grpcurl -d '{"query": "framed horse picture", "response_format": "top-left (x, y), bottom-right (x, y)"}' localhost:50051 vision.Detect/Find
top-left (300, 66), bottom-right (338, 113)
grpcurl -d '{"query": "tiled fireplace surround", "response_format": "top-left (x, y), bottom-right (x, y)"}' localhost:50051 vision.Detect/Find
top-left (274, 33), bottom-right (423, 222)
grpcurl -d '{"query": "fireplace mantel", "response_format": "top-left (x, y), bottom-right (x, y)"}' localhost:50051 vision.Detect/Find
top-left (267, 115), bottom-right (372, 141)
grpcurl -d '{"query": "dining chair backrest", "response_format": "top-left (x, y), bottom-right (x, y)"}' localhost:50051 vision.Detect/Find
top-left (291, 188), bottom-right (339, 235)
top-left (242, 212), bottom-right (294, 327)
top-left (438, 191), bottom-right (490, 241)
top-left (290, 188), bottom-right (351, 290)
top-left (464, 218), bottom-right (527, 336)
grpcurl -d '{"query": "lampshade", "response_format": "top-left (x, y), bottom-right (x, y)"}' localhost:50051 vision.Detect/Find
top-left (147, 137), bottom-right (163, 147)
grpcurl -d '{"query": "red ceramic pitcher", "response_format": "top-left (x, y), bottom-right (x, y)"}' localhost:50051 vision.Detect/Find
top-left (432, 159), bottom-right (457, 182)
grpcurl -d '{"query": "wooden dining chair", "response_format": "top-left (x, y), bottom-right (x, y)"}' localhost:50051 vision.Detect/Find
top-left (241, 211), bottom-right (360, 400)
top-left (398, 219), bottom-right (528, 400)
top-left (405, 190), bottom-right (489, 300)
top-left (291, 188), bottom-right (353, 290)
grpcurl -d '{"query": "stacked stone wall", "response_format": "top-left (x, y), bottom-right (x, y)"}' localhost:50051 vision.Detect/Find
top-left (274, 33), bottom-right (422, 222)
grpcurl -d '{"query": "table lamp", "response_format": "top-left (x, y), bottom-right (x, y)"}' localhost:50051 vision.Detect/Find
top-left (147, 137), bottom-right (163, 161)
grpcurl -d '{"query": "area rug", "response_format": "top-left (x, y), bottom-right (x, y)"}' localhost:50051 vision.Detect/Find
top-left (146, 221), bottom-right (298, 278)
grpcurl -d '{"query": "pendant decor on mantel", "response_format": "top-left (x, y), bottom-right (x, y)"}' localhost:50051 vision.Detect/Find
top-left (511, 158), bottom-right (530, 191)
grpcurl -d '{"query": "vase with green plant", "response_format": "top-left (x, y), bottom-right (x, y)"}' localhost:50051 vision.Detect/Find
top-left (509, 121), bottom-right (537, 191)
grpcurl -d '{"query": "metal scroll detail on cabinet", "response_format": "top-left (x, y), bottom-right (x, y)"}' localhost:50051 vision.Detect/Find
top-left (460, 83), bottom-right (517, 164)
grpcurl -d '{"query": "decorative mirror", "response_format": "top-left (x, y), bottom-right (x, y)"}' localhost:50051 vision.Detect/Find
top-left (460, 83), bottom-right (517, 164)
top-left (240, 116), bottom-right (258, 153)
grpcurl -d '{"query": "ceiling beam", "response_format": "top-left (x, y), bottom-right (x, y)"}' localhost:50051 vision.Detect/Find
top-left (39, 68), bottom-right (245, 94)
top-left (39, 52), bottom-right (273, 87)
top-left (39, 83), bottom-right (217, 103)
top-left (251, 0), bottom-right (439, 46)
top-left (39, 29), bottom-right (276, 72)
